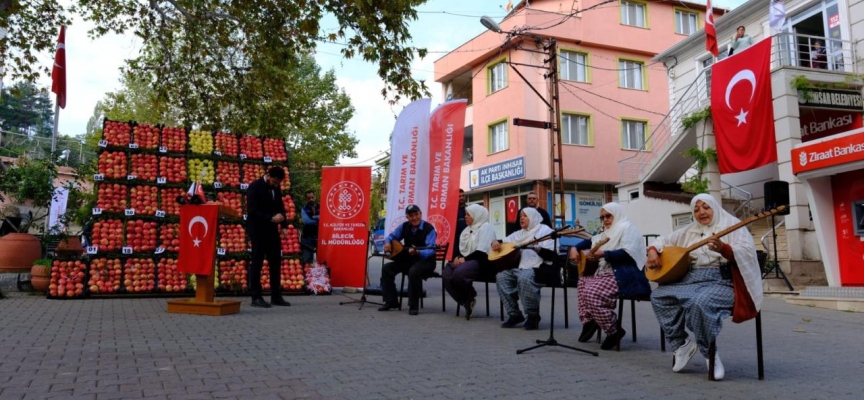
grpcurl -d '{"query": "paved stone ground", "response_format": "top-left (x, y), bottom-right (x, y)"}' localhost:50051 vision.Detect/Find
top-left (1, 258), bottom-right (863, 399)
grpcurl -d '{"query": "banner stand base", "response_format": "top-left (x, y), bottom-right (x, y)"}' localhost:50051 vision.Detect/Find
top-left (167, 298), bottom-right (241, 316)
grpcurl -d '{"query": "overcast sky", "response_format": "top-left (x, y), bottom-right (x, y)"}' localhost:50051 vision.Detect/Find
top-left (22, 0), bottom-right (747, 166)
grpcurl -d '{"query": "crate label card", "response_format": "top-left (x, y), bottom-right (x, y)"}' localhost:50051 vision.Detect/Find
top-left (214, 151), bottom-right (223, 156)
top-left (159, 146), bottom-right (167, 153)
top-left (154, 247), bottom-right (165, 254)
top-left (240, 183), bottom-right (249, 190)
top-left (239, 153), bottom-right (247, 160)
top-left (213, 182), bottom-right (223, 189)
top-left (124, 209), bottom-right (135, 216)
top-left (155, 210), bottom-right (166, 218)
top-left (263, 156), bottom-right (272, 163)
top-left (242, 214), bottom-right (247, 221)
top-left (129, 143), bottom-right (139, 149)
top-left (217, 248), bottom-right (226, 256)
top-left (126, 175), bottom-right (137, 181)
top-left (156, 177), bottom-right (167, 184)
top-left (86, 246), bottom-right (99, 255)
top-left (122, 246), bottom-right (133, 255)
top-left (92, 208), bottom-right (103, 215)
top-left (93, 174), bottom-right (105, 181)
top-left (98, 140), bottom-right (108, 148)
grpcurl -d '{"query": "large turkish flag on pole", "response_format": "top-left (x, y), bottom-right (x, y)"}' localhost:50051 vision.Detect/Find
top-left (178, 204), bottom-right (219, 275)
top-left (710, 38), bottom-right (777, 173)
top-left (705, 0), bottom-right (718, 57)
top-left (51, 26), bottom-right (67, 109)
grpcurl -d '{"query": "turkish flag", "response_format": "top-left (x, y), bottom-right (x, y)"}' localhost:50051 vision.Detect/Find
top-left (178, 204), bottom-right (219, 275)
top-left (506, 196), bottom-right (519, 223)
top-left (51, 26), bottom-right (66, 109)
top-left (710, 38), bottom-right (777, 173)
top-left (705, 0), bottom-right (718, 57)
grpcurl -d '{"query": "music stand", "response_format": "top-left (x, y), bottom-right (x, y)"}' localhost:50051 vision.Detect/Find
top-left (517, 231), bottom-right (598, 356)
top-left (339, 225), bottom-right (384, 309)
top-left (762, 213), bottom-right (794, 291)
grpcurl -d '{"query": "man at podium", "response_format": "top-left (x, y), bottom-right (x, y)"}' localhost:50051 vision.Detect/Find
top-left (246, 166), bottom-right (291, 308)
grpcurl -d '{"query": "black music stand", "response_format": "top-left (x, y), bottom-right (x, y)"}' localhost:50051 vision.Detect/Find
top-left (339, 227), bottom-right (384, 309)
top-left (762, 213), bottom-right (794, 291)
top-left (517, 232), bottom-right (598, 357)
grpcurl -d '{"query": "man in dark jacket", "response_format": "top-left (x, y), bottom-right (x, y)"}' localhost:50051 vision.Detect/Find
top-left (506, 191), bottom-right (552, 235)
top-left (246, 166), bottom-right (291, 308)
top-left (379, 205), bottom-right (437, 315)
top-left (300, 190), bottom-right (320, 265)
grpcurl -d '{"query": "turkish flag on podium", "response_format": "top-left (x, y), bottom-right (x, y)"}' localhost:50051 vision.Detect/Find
top-left (178, 204), bottom-right (219, 275)
top-left (710, 38), bottom-right (777, 173)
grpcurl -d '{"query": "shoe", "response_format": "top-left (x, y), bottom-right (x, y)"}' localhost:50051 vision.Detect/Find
top-left (271, 297), bottom-right (291, 307)
top-left (601, 329), bottom-right (626, 350)
top-left (465, 298), bottom-right (476, 321)
top-left (672, 338), bottom-right (698, 372)
top-left (251, 298), bottom-right (271, 308)
top-left (578, 320), bottom-right (599, 343)
top-left (378, 303), bottom-right (399, 311)
top-left (501, 314), bottom-right (526, 328)
top-left (524, 315), bottom-right (541, 330)
top-left (409, 309), bottom-right (419, 316)
top-left (706, 352), bottom-right (725, 380)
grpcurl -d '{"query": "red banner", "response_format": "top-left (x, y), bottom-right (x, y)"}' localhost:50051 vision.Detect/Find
top-left (711, 38), bottom-right (777, 173)
top-left (426, 100), bottom-right (467, 259)
top-left (800, 109), bottom-right (863, 142)
top-left (318, 166), bottom-right (372, 287)
top-left (178, 204), bottom-right (219, 275)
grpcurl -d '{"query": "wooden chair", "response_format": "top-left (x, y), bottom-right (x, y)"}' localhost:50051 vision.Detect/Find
top-left (398, 243), bottom-right (449, 311)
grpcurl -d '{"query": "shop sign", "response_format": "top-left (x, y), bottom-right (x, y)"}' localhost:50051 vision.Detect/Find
top-left (800, 109), bottom-right (863, 142)
top-left (469, 157), bottom-right (525, 189)
top-left (798, 88), bottom-right (863, 111)
top-left (792, 128), bottom-right (864, 174)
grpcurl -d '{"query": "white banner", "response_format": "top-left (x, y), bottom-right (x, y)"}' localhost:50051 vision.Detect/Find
top-left (384, 98), bottom-right (431, 239)
top-left (48, 186), bottom-right (69, 233)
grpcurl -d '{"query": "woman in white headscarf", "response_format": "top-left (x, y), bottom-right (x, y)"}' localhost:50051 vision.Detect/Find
top-left (491, 207), bottom-right (555, 330)
top-left (646, 194), bottom-right (762, 381)
top-left (443, 204), bottom-right (497, 320)
top-left (568, 202), bottom-right (650, 350)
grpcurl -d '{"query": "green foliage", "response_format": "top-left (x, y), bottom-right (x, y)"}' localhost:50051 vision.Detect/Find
top-left (0, 81), bottom-right (54, 137)
top-left (681, 147), bottom-right (718, 194)
top-left (32, 258), bottom-right (51, 267)
top-left (791, 75), bottom-right (813, 101)
top-left (0, 156), bottom-right (87, 235)
top-left (680, 106), bottom-right (711, 131)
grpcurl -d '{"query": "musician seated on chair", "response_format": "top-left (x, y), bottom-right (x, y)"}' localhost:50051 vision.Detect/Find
top-left (443, 204), bottom-right (496, 321)
top-left (568, 202), bottom-right (650, 350)
top-left (378, 204), bottom-right (437, 316)
top-left (645, 194), bottom-right (763, 380)
top-left (492, 207), bottom-right (556, 330)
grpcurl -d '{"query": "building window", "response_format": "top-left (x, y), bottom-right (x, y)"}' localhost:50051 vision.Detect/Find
top-left (619, 60), bottom-right (644, 89)
top-left (621, 1), bottom-right (647, 27)
top-left (561, 113), bottom-right (590, 145)
top-left (702, 57), bottom-right (714, 98)
top-left (675, 9), bottom-right (698, 35)
top-left (488, 61), bottom-right (507, 93)
top-left (488, 120), bottom-right (509, 153)
top-left (560, 51), bottom-right (588, 82)
top-left (622, 119), bottom-right (647, 150)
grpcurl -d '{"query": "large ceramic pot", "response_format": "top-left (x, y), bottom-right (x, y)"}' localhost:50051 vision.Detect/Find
top-left (0, 233), bottom-right (41, 272)
top-left (30, 263), bottom-right (51, 293)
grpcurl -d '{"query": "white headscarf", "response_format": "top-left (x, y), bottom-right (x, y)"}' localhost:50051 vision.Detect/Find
top-left (592, 202), bottom-right (647, 270)
top-left (459, 204), bottom-right (496, 256)
top-left (650, 194), bottom-right (763, 311)
top-left (503, 207), bottom-right (554, 269)
top-left (507, 207), bottom-right (544, 245)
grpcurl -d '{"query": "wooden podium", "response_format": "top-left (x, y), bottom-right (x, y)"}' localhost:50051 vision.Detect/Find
top-left (167, 204), bottom-right (243, 316)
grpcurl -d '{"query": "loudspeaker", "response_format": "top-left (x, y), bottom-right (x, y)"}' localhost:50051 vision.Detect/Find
top-left (764, 180), bottom-right (790, 215)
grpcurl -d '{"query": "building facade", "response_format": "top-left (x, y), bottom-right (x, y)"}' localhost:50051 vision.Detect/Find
top-left (434, 0), bottom-right (718, 238)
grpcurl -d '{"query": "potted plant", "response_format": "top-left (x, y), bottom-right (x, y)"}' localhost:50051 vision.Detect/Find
top-left (30, 258), bottom-right (52, 293)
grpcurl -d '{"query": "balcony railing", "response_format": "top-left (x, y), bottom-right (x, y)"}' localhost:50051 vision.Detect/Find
top-left (772, 32), bottom-right (857, 73)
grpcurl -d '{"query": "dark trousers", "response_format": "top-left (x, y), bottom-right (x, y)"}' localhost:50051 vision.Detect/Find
top-left (381, 258), bottom-right (435, 310)
top-left (300, 237), bottom-right (316, 265)
top-left (442, 260), bottom-right (481, 305)
top-left (249, 232), bottom-right (282, 299)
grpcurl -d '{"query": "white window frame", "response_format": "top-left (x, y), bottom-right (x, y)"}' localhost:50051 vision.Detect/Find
top-left (621, 1), bottom-right (647, 27)
top-left (560, 51), bottom-right (588, 82)
top-left (622, 120), bottom-right (647, 150)
top-left (619, 60), bottom-right (644, 90)
top-left (675, 9), bottom-right (698, 35)
top-left (489, 62), bottom-right (507, 93)
top-left (561, 114), bottom-right (590, 145)
top-left (489, 121), bottom-right (509, 153)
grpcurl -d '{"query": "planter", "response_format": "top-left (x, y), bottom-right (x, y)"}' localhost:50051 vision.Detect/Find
top-left (30, 264), bottom-right (51, 293)
top-left (56, 236), bottom-right (84, 255)
top-left (0, 233), bottom-right (41, 273)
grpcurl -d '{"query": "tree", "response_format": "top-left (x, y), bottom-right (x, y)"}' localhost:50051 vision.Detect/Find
top-left (0, 81), bottom-right (54, 137)
top-left (1, 1), bottom-right (430, 106)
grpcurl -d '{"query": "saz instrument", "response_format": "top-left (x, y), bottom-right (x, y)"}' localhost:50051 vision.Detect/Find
top-left (384, 240), bottom-right (433, 261)
top-left (488, 228), bottom-right (585, 272)
top-left (645, 206), bottom-right (786, 284)
top-left (578, 237), bottom-right (610, 277)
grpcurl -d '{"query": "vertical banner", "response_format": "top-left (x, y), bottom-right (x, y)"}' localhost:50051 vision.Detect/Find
top-left (178, 204), bottom-right (219, 275)
top-left (426, 100), bottom-right (466, 259)
top-left (47, 186), bottom-right (69, 232)
top-left (318, 166), bottom-right (372, 288)
top-left (385, 98), bottom-right (431, 239)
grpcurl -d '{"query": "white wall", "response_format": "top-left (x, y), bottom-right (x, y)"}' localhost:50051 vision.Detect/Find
top-left (618, 183), bottom-right (692, 238)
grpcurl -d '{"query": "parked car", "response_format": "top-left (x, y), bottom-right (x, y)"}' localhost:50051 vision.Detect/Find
top-left (370, 218), bottom-right (386, 255)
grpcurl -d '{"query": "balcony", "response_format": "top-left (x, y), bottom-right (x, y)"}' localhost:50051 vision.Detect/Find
top-left (772, 32), bottom-right (857, 73)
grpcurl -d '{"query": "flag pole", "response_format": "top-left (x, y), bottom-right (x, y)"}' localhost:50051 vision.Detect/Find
top-left (51, 101), bottom-right (59, 153)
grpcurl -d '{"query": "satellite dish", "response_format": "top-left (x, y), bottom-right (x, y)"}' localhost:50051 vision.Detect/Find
top-left (480, 16), bottom-right (502, 33)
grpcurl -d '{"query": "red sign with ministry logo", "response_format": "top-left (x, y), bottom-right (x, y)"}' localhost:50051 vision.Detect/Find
top-left (318, 166), bottom-right (372, 287)
top-left (792, 128), bottom-right (864, 175)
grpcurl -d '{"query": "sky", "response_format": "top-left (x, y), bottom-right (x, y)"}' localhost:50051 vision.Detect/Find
top-left (22, 0), bottom-right (746, 166)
